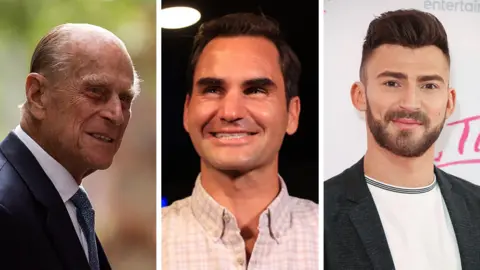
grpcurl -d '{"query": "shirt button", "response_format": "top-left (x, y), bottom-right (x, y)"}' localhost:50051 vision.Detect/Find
top-left (223, 214), bottom-right (231, 223)
top-left (237, 257), bottom-right (245, 265)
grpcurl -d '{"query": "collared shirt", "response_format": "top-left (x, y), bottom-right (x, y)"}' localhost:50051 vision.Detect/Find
top-left (162, 175), bottom-right (318, 270)
top-left (13, 125), bottom-right (90, 259)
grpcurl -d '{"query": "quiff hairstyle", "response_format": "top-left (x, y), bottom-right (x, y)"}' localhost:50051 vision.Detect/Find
top-left (359, 9), bottom-right (450, 82)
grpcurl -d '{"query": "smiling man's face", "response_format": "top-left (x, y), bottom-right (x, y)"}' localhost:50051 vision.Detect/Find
top-left (361, 44), bottom-right (455, 157)
top-left (184, 36), bottom-right (300, 172)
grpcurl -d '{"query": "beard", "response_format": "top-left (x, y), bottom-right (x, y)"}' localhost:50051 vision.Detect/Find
top-left (365, 100), bottom-right (446, 157)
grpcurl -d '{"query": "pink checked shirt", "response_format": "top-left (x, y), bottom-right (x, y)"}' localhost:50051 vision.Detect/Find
top-left (162, 175), bottom-right (319, 270)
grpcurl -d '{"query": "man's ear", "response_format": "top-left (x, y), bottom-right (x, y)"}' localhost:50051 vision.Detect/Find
top-left (25, 73), bottom-right (49, 120)
top-left (445, 87), bottom-right (456, 119)
top-left (351, 81), bottom-right (367, 112)
top-left (183, 94), bottom-right (191, 133)
top-left (286, 96), bottom-right (301, 135)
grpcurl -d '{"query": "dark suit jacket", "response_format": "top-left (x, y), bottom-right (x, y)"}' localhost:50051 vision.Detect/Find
top-left (325, 157), bottom-right (480, 270)
top-left (0, 132), bottom-right (111, 270)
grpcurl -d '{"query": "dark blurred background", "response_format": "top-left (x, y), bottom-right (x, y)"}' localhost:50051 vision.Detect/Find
top-left (161, 0), bottom-right (319, 205)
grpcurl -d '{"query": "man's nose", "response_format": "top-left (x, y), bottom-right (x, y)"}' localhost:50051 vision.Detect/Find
top-left (101, 96), bottom-right (124, 125)
top-left (218, 90), bottom-right (246, 122)
top-left (399, 84), bottom-right (421, 111)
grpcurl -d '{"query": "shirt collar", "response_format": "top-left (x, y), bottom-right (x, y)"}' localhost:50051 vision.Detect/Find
top-left (13, 125), bottom-right (79, 203)
top-left (190, 174), bottom-right (292, 242)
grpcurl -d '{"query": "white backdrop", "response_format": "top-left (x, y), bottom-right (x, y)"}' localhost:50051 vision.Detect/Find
top-left (324, 0), bottom-right (480, 185)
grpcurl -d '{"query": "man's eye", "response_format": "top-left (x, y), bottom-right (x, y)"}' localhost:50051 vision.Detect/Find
top-left (89, 87), bottom-right (104, 94)
top-left (384, 81), bottom-right (400, 87)
top-left (120, 95), bottom-right (134, 108)
top-left (203, 86), bottom-right (221, 94)
top-left (423, 83), bottom-right (438, 90)
top-left (120, 95), bottom-right (133, 103)
top-left (245, 87), bottom-right (267, 95)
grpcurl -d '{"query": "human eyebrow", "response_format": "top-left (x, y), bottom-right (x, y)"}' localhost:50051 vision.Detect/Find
top-left (376, 71), bottom-right (408, 80)
top-left (242, 78), bottom-right (277, 89)
top-left (417, 74), bottom-right (445, 84)
top-left (195, 77), bottom-right (226, 88)
top-left (80, 74), bottom-right (111, 87)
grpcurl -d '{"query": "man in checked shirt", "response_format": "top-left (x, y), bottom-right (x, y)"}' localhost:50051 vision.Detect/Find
top-left (162, 13), bottom-right (318, 270)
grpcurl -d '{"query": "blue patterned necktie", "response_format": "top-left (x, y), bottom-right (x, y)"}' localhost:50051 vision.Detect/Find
top-left (70, 187), bottom-right (100, 270)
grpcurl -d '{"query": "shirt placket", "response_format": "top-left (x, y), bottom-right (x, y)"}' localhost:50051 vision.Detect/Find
top-left (248, 212), bottom-right (274, 270)
top-left (222, 212), bottom-right (248, 270)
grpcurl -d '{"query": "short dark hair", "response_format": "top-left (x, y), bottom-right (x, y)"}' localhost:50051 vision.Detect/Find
top-left (187, 13), bottom-right (301, 103)
top-left (360, 9), bottom-right (450, 81)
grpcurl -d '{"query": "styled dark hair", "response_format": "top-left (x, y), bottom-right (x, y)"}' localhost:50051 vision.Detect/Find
top-left (187, 12), bottom-right (301, 103)
top-left (360, 9), bottom-right (450, 81)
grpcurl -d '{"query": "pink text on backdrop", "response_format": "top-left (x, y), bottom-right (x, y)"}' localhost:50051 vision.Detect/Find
top-left (435, 115), bottom-right (480, 168)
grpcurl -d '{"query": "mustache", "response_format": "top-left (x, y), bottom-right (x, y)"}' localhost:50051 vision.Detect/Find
top-left (384, 110), bottom-right (430, 125)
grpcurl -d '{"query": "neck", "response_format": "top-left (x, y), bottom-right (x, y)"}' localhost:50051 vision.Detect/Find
top-left (200, 160), bottom-right (281, 231)
top-left (364, 138), bottom-right (436, 188)
top-left (20, 117), bottom-right (86, 185)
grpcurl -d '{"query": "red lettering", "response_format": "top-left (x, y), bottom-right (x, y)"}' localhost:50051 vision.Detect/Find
top-left (434, 115), bottom-right (480, 168)
top-left (447, 115), bottom-right (480, 155)
top-left (475, 134), bottom-right (480, 152)
top-left (438, 159), bottom-right (480, 168)
top-left (434, 151), bottom-right (443, 162)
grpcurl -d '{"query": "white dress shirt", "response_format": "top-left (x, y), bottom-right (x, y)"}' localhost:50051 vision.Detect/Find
top-left (13, 125), bottom-right (90, 260)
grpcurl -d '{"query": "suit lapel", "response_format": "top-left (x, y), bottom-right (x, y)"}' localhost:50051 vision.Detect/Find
top-left (436, 168), bottom-right (480, 270)
top-left (346, 158), bottom-right (395, 270)
top-left (0, 132), bottom-right (90, 270)
top-left (45, 207), bottom-right (91, 269)
top-left (96, 235), bottom-right (112, 270)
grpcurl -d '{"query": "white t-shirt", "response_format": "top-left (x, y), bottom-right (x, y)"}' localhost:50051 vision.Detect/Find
top-left (366, 175), bottom-right (462, 270)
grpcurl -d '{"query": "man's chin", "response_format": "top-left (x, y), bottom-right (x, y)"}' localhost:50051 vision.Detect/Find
top-left (87, 158), bottom-right (114, 171)
top-left (81, 168), bottom-right (98, 178)
top-left (205, 159), bottom-right (257, 174)
top-left (381, 139), bottom-right (432, 158)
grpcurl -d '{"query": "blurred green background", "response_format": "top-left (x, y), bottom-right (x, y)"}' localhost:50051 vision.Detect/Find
top-left (0, 0), bottom-right (156, 269)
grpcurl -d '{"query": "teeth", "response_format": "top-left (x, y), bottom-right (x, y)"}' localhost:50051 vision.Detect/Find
top-left (215, 133), bottom-right (249, 139)
top-left (91, 133), bottom-right (113, 142)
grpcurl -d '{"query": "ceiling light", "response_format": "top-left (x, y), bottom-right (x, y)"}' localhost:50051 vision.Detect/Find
top-left (159, 6), bottom-right (201, 29)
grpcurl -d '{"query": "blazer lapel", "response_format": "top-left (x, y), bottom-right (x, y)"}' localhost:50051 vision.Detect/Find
top-left (436, 168), bottom-right (480, 270)
top-left (0, 132), bottom-right (90, 270)
top-left (346, 158), bottom-right (395, 270)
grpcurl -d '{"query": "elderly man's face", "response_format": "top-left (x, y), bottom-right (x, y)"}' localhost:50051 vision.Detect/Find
top-left (42, 39), bottom-right (136, 174)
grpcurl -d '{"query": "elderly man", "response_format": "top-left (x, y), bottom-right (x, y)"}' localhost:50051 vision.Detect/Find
top-left (0, 24), bottom-right (139, 270)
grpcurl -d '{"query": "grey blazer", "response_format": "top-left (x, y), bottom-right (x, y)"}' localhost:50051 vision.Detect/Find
top-left (324, 157), bottom-right (480, 270)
